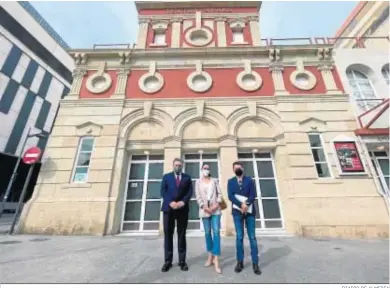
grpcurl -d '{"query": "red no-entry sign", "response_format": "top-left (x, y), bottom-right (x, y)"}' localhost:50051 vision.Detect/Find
top-left (22, 147), bottom-right (42, 164)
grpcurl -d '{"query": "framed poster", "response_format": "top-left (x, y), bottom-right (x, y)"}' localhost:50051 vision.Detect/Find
top-left (334, 141), bottom-right (365, 174)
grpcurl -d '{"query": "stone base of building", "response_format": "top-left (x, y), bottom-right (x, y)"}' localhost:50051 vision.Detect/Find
top-left (18, 200), bottom-right (389, 239)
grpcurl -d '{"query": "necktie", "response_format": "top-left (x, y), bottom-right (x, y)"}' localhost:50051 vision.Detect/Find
top-left (176, 175), bottom-right (180, 187)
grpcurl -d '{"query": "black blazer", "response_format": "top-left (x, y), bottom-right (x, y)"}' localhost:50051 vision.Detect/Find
top-left (160, 172), bottom-right (193, 212)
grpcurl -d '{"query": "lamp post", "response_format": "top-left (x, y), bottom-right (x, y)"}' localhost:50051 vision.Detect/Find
top-left (0, 128), bottom-right (47, 218)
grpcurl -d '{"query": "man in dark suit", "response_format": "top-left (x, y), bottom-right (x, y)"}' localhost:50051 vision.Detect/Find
top-left (160, 157), bottom-right (193, 272)
top-left (227, 161), bottom-right (261, 275)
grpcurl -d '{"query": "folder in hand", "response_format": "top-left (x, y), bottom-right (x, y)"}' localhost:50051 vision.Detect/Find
top-left (232, 194), bottom-right (253, 214)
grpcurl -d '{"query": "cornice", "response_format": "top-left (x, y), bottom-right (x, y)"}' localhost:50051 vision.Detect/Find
top-left (59, 94), bottom-right (350, 108)
top-left (138, 13), bottom-right (259, 23)
top-left (60, 98), bottom-right (125, 108)
top-left (69, 45), bottom-right (335, 70)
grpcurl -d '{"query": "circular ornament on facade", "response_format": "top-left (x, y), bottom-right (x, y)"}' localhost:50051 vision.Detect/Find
top-left (290, 70), bottom-right (317, 91)
top-left (86, 73), bottom-right (112, 94)
top-left (187, 71), bottom-right (212, 93)
top-left (185, 27), bottom-right (213, 47)
top-left (139, 72), bottom-right (164, 94)
top-left (236, 70), bottom-right (263, 92)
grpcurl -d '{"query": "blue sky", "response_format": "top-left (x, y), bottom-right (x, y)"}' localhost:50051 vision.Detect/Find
top-left (31, 1), bottom-right (358, 48)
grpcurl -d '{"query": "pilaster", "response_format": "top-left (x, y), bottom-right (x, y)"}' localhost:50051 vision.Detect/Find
top-left (67, 67), bottom-right (86, 100)
top-left (216, 17), bottom-right (227, 47)
top-left (219, 145), bottom-right (238, 236)
top-left (248, 16), bottom-right (261, 46)
top-left (136, 19), bottom-right (149, 49)
top-left (112, 68), bottom-right (130, 99)
top-left (171, 17), bottom-right (182, 48)
top-left (318, 64), bottom-right (342, 95)
top-left (270, 63), bottom-right (289, 96)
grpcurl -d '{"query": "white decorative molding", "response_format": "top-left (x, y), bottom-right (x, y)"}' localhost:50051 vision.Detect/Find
top-left (74, 53), bottom-right (88, 65)
top-left (298, 117), bottom-right (327, 133)
top-left (184, 10), bottom-right (213, 47)
top-left (138, 61), bottom-right (164, 94)
top-left (118, 52), bottom-right (131, 65)
top-left (196, 100), bottom-right (205, 117)
top-left (290, 59), bottom-right (317, 91)
top-left (75, 122), bottom-right (103, 137)
top-left (143, 101), bottom-right (153, 118)
top-left (151, 21), bottom-right (169, 31)
top-left (85, 62), bottom-right (113, 94)
top-left (247, 101), bottom-right (257, 117)
top-left (185, 27), bottom-right (213, 47)
top-left (228, 18), bottom-right (247, 29)
top-left (187, 60), bottom-right (213, 93)
top-left (269, 49), bottom-right (281, 62)
top-left (112, 68), bottom-right (130, 98)
top-left (236, 60), bottom-right (262, 92)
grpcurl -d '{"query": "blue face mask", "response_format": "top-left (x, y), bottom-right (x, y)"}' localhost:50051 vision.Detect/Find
top-left (174, 166), bottom-right (182, 175)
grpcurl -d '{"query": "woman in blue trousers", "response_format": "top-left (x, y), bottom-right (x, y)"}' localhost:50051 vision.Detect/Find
top-left (195, 163), bottom-right (223, 274)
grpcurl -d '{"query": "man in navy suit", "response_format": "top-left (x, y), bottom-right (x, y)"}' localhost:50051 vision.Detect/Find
top-left (227, 161), bottom-right (261, 275)
top-left (160, 157), bottom-right (193, 272)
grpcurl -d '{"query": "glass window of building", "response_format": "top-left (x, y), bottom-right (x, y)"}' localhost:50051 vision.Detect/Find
top-left (184, 153), bottom-right (219, 231)
top-left (237, 152), bottom-right (283, 229)
top-left (382, 65), bottom-right (389, 85)
top-left (308, 133), bottom-right (331, 178)
top-left (71, 137), bottom-right (94, 183)
top-left (232, 29), bottom-right (244, 43)
top-left (346, 69), bottom-right (378, 110)
top-left (122, 154), bottom-right (164, 232)
top-left (153, 31), bottom-right (166, 45)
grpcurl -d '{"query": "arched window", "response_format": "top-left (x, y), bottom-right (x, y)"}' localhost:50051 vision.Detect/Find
top-left (382, 65), bottom-right (389, 85)
top-left (346, 69), bottom-right (377, 110)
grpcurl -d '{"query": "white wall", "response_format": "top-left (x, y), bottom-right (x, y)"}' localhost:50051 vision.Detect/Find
top-left (1, 1), bottom-right (74, 73)
top-left (334, 48), bottom-right (389, 122)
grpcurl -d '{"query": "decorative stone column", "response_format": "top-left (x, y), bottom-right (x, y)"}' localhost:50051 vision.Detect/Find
top-left (136, 18), bottom-right (149, 49)
top-left (171, 17), bottom-right (183, 48)
top-left (270, 63), bottom-right (289, 96)
top-left (215, 16), bottom-right (227, 47)
top-left (219, 137), bottom-right (238, 236)
top-left (112, 68), bottom-right (130, 99)
top-left (67, 67), bottom-right (86, 100)
top-left (248, 16), bottom-right (261, 46)
top-left (318, 64), bottom-right (342, 95)
top-left (105, 138), bottom-right (128, 235)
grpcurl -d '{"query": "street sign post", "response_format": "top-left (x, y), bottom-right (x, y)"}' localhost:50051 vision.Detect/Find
top-left (9, 146), bottom-right (42, 234)
top-left (22, 147), bottom-right (41, 165)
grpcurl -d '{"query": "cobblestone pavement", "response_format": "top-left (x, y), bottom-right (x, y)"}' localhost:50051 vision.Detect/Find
top-left (0, 234), bottom-right (388, 284)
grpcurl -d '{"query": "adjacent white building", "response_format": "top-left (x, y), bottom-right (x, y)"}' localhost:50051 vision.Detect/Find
top-left (0, 2), bottom-right (74, 210)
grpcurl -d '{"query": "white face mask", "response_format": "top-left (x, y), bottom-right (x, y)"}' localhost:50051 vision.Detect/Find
top-left (202, 169), bottom-right (210, 177)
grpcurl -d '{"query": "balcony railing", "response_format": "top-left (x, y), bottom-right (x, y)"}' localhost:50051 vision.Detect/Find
top-left (90, 36), bottom-right (389, 50)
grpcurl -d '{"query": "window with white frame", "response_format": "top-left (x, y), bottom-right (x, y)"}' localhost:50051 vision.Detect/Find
top-left (308, 133), bottom-right (331, 178)
top-left (346, 69), bottom-right (378, 110)
top-left (153, 30), bottom-right (166, 45)
top-left (122, 154), bottom-right (164, 232)
top-left (237, 152), bottom-right (283, 229)
top-left (382, 65), bottom-right (389, 85)
top-left (72, 137), bottom-right (94, 183)
top-left (183, 153), bottom-right (220, 231)
top-left (232, 28), bottom-right (244, 43)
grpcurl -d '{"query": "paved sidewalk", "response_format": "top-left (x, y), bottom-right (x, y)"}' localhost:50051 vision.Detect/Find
top-left (0, 234), bottom-right (388, 284)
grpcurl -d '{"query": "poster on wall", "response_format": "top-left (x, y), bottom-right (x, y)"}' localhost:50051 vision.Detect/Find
top-left (334, 141), bottom-right (365, 173)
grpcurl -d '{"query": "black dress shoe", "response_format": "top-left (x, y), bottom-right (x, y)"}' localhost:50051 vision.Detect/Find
top-left (253, 263), bottom-right (262, 275)
top-left (161, 262), bottom-right (172, 272)
top-left (234, 261), bottom-right (244, 273)
top-left (179, 262), bottom-right (189, 271)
